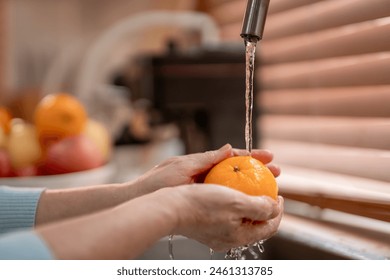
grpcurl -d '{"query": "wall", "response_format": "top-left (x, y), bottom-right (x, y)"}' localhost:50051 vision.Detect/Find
top-left (0, 0), bottom-right (8, 102)
top-left (3, 0), bottom-right (196, 102)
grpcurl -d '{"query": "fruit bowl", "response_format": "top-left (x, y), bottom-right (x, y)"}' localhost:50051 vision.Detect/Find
top-left (0, 162), bottom-right (115, 189)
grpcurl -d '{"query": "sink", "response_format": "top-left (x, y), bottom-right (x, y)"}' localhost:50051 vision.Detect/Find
top-left (137, 236), bottom-right (274, 260)
top-left (138, 236), bottom-right (226, 260)
top-left (137, 234), bottom-right (351, 260)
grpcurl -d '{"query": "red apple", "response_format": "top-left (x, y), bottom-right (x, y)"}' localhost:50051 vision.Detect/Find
top-left (44, 135), bottom-right (105, 174)
top-left (12, 165), bottom-right (38, 177)
top-left (83, 119), bottom-right (112, 162)
top-left (0, 148), bottom-right (12, 177)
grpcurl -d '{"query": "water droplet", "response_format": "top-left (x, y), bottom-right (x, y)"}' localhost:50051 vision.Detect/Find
top-left (257, 240), bottom-right (265, 253)
top-left (209, 248), bottom-right (214, 260)
top-left (168, 235), bottom-right (174, 260)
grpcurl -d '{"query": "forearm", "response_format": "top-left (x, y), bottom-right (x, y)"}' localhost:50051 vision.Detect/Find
top-left (36, 188), bottom-right (178, 259)
top-left (33, 144), bottom-right (240, 226)
top-left (35, 180), bottom-right (144, 226)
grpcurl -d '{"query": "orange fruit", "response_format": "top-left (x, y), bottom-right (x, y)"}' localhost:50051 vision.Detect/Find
top-left (204, 156), bottom-right (278, 200)
top-left (0, 107), bottom-right (13, 134)
top-left (34, 93), bottom-right (87, 147)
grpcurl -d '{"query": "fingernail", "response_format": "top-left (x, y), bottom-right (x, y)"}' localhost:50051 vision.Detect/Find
top-left (219, 144), bottom-right (231, 151)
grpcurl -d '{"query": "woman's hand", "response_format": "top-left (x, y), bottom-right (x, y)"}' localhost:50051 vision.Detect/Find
top-left (169, 184), bottom-right (284, 252)
top-left (36, 144), bottom-right (280, 227)
top-left (133, 144), bottom-right (281, 196)
top-left (36, 183), bottom-right (283, 259)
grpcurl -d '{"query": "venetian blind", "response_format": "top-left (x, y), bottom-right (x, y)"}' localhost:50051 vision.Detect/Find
top-left (204, 0), bottom-right (390, 223)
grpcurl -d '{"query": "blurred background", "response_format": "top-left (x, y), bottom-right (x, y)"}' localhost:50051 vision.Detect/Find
top-left (0, 0), bottom-right (389, 259)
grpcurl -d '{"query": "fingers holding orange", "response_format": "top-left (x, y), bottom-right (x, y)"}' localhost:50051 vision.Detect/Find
top-left (265, 164), bottom-right (281, 178)
top-left (232, 148), bottom-right (273, 164)
top-left (231, 148), bottom-right (280, 177)
top-left (244, 196), bottom-right (280, 221)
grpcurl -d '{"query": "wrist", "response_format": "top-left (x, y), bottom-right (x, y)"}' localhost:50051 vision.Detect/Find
top-left (129, 171), bottom-right (168, 198)
top-left (144, 187), bottom-right (183, 236)
top-left (119, 178), bottom-right (146, 201)
top-left (163, 186), bottom-right (195, 236)
top-left (154, 186), bottom-right (191, 235)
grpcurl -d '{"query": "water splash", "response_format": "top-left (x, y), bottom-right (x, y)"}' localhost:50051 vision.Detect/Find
top-left (225, 240), bottom-right (265, 260)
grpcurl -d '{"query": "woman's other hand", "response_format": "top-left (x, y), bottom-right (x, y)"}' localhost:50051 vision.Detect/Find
top-left (168, 184), bottom-right (284, 252)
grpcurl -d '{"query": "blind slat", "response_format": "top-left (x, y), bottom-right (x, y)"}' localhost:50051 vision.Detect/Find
top-left (203, 0), bottom-right (233, 8)
top-left (280, 165), bottom-right (390, 194)
top-left (268, 0), bottom-right (326, 15)
top-left (260, 116), bottom-right (390, 150)
top-left (260, 52), bottom-right (390, 89)
top-left (261, 17), bottom-right (390, 64)
top-left (278, 165), bottom-right (390, 222)
top-left (219, 21), bottom-right (243, 41)
top-left (259, 86), bottom-right (390, 117)
top-left (280, 214), bottom-right (390, 258)
top-left (208, 0), bottom-right (326, 26)
top-left (209, 0), bottom-right (246, 26)
top-left (283, 194), bottom-right (390, 222)
top-left (261, 139), bottom-right (390, 182)
top-left (265, 0), bottom-right (390, 39)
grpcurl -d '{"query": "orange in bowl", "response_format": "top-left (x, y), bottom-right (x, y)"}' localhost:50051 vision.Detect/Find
top-left (204, 156), bottom-right (278, 200)
top-left (34, 93), bottom-right (87, 148)
top-left (0, 107), bottom-right (13, 134)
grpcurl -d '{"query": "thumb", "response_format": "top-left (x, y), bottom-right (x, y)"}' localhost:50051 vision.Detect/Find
top-left (197, 143), bottom-right (233, 169)
top-left (190, 144), bottom-right (233, 182)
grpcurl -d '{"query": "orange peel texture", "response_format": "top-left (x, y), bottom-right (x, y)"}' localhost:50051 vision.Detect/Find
top-left (204, 156), bottom-right (278, 200)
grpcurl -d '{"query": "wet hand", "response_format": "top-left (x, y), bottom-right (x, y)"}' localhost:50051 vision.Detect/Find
top-left (171, 184), bottom-right (284, 252)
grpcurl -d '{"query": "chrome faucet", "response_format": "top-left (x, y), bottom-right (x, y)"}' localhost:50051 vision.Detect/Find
top-left (241, 0), bottom-right (270, 42)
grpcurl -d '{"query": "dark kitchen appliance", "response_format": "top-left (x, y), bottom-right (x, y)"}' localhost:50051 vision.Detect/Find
top-left (137, 44), bottom-right (259, 153)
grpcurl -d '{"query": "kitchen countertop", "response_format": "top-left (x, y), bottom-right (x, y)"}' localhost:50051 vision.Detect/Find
top-left (109, 137), bottom-right (185, 184)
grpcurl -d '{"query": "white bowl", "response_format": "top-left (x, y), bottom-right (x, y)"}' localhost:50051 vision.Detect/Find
top-left (0, 163), bottom-right (115, 189)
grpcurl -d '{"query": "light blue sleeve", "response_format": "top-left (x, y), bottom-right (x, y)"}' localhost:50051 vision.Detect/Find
top-left (0, 230), bottom-right (54, 260)
top-left (0, 186), bottom-right (55, 259)
top-left (0, 185), bottom-right (44, 234)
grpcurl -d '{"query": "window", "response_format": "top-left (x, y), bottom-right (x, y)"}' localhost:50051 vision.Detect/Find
top-left (203, 0), bottom-right (390, 259)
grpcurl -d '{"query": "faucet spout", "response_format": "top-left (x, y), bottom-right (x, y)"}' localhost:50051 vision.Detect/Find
top-left (240, 0), bottom-right (270, 42)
